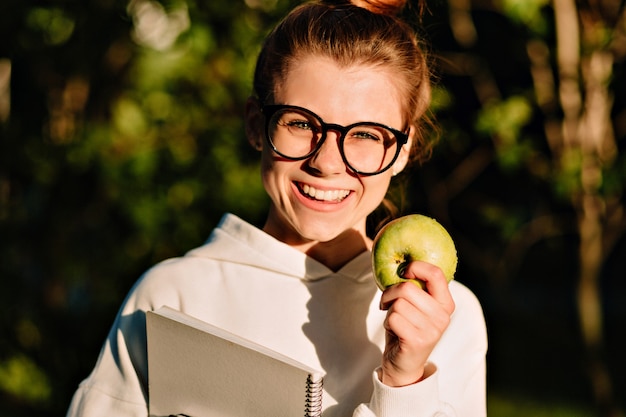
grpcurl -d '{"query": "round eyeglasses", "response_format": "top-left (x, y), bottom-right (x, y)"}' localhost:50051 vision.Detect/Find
top-left (262, 104), bottom-right (409, 176)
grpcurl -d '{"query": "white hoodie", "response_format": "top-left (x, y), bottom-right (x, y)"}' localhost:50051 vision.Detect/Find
top-left (67, 213), bottom-right (487, 417)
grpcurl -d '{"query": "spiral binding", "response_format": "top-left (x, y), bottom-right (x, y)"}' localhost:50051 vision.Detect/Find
top-left (304, 374), bottom-right (324, 417)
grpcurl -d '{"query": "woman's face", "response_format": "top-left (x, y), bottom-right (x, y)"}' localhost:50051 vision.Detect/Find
top-left (249, 56), bottom-right (411, 248)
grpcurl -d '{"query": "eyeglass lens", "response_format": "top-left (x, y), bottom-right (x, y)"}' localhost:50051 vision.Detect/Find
top-left (267, 107), bottom-right (400, 175)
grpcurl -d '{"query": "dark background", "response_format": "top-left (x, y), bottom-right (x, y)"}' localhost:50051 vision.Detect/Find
top-left (1, 0), bottom-right (625, 416)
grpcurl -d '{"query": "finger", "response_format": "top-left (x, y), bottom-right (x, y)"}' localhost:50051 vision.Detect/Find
top-left (379, 281), bottom-right (423, 310)
top-left (402, 261), bottom-right (455, 314)
top-left (384, 295), bottom-right (425, 330)
top-left (383, 299), bottom-right (445, 365)
top-left (385, 285), bottom-right (451, 333)
top-left (380, 279), bottom-right (426, 310)
top-left (379, 261), bottom-right (455, 315)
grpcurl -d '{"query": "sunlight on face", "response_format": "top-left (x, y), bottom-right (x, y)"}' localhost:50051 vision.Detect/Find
top-left (259, 56), bottom-right (411, 252)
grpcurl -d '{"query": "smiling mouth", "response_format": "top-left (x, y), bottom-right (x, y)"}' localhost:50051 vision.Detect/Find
top-left (299, 183), bottom-right (351, 202)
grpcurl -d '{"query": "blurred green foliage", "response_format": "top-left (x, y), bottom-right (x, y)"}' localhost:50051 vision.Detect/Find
top-left (0, 354), bottom-right (51, 405)
top-left (0, 0), bottom-right (624, 416)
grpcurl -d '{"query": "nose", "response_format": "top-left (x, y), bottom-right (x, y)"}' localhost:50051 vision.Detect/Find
top-left (306, 130), bottom-right (346, 175)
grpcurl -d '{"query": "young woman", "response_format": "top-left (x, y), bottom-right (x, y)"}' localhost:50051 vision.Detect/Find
top-left (67, 0), bottom-right (487, 416)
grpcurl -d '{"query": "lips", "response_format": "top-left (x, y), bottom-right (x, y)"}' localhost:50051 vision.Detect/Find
top-left (299, 183), bottom-right (350, 202)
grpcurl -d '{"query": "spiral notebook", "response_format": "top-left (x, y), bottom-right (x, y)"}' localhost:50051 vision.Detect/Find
top-left (146, 306), bottom-right (325, 417)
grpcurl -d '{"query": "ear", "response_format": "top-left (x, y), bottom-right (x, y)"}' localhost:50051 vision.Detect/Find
top-left (245, 97), bottom-right (264, 151)
top-left (390, 126), bottom-right (414, 176)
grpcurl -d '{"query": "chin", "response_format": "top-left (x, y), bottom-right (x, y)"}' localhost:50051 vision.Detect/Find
top-left (298, 218), bottom-right (363, 244)
top-left (297, 226), bottom-right (341, 243)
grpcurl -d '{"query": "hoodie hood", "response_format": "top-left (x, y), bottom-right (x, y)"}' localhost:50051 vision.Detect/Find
top-left (186, 213), bottom-right (373, 283)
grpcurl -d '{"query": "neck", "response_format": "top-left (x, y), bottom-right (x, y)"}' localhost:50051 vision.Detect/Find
top-left (304, 233), bottom-right (371, 272)
top-left (263, 219), bottom-right (371, 271)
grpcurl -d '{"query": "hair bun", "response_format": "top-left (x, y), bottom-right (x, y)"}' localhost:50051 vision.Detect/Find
top-left (351, 0), bottom-right (407, 15)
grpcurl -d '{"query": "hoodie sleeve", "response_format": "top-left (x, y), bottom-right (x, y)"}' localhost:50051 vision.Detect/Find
top-left (65, 305), bottom-right (150, 417)
top-left (352, 364), bottom-right (456, 417)
top-left (66, 257), bottom-right (195, 417)
top-left (352, 281), bottom-right (487, 417)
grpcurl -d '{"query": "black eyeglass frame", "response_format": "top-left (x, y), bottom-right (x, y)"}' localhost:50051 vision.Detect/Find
top-left (262, 104), bottom-right (410, 176)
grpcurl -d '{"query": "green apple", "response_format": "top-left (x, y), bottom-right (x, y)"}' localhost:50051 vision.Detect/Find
top-left (371, 214), bottom-right (457, 290)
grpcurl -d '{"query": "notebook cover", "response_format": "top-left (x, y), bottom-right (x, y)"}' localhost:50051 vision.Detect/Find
top-left (147, 306), bottom-right (324, 417)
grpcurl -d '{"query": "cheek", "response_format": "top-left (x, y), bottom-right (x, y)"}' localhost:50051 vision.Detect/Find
top-left (260, 146), bottom-right (286, 174)
top-left (362, 175), bottom-right (393, 205)
top-left (260, 153), bottom-right (277, 189)
top-left (259, 152), bottom-right (292, 193)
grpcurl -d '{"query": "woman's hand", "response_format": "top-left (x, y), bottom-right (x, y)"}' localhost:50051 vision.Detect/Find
top-left (379, 260), bottom-right (455, 387)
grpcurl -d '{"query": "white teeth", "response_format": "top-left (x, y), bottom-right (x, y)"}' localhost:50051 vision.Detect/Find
top-left (301, 184), bottom-right (350, 202)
